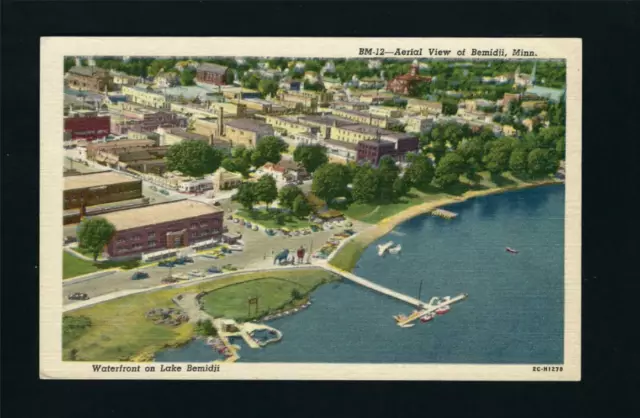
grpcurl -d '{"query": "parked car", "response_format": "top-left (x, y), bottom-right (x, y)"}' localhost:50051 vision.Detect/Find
top-left (131, 272), bottom-right (149, 280)
top-left (67, 292), bottom-right (90, 301)
top-left (207, 266), bottom-right (222, 274)
top-left (176, 256), bottom-right (193, 264)
top-left (189, 270), bottom-right (205, 277)
top-left (158, 260), bottom-right (175, 267)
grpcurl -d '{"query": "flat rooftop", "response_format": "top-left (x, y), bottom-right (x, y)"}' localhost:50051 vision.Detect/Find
top-left (101, 200), bottom-right (223, 231)
top-left (64, 171), bottom-right (139, 191)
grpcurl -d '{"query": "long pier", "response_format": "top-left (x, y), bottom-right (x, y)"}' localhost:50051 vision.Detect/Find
top-left (320, 263), bottom-right (426, 307)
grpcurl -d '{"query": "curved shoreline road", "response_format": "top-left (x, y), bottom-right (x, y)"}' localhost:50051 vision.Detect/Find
top-left (63, 222), bottom-right (367, 306)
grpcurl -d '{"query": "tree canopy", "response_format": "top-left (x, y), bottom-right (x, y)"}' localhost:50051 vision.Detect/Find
top-left (293, 144), bottom-right (328, 174)
top-left (165, 140), bottom-right (223, 177)
top-left (252, 136), bottom-right (288, 167)
top-left (434, 152), bottom-right (466, 187)
top-left (404, 153), bottom-right (435, 190)
top-left (254, 175), bottom-right (278, 208)
top-left (232, 182), bottom-right (257, 211)
top-left (311, 163), bottom-right (351, 204)
top-left (351, 163), bottom-right (380, 203)
top-left (77, 217), bottom-right (116, 261)
top-left (278, 185), bottom-right (304, 210)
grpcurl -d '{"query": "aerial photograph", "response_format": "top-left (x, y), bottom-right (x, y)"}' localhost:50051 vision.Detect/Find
top-left (61, 55), bottom-right (566, 364)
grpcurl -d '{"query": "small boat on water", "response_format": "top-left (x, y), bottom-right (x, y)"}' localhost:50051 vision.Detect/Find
top-left (388, 244), bottom-right (402, 255)
top-left (506, 247), bottom-right (519, 254)
top-left (420, 313), bottom-right (435, 323)
top-left (377, 241), bottom-right (395, 256)
top-left (435, 305), bottom-right (451, 315)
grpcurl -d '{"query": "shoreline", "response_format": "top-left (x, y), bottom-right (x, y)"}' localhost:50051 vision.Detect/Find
top-left (329, 179), bottom-right (563, 272)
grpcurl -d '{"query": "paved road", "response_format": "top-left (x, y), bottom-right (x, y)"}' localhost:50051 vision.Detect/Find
top-left (63, 221), bottom-right (366, 305)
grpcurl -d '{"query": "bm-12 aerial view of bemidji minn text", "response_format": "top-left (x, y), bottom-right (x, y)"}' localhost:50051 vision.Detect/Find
top-left (40, 37), bottom-right (581, 381)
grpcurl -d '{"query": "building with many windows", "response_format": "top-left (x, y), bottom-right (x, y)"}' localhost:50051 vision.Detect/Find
top-left (64, 110), bottom-right (111, 141)
top-left (63, 171), bottom-right (142, 210)
top-left (100, 200), bottom-right (225, 259)
top-left (196, 63), bottom-right (231, 86)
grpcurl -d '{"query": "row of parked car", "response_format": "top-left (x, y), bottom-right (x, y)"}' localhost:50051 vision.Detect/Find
top-left (158, 256), bottom-right (194, 268)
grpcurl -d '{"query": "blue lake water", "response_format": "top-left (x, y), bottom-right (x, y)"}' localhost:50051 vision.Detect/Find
top-left (155, 185), bottom-right (565, 364)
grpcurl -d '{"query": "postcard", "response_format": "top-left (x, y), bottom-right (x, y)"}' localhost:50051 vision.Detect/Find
top-left (41, 37), bottom-right (581, 380)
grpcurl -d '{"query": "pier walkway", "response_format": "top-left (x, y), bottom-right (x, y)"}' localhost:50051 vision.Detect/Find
top-left (319, 263), bottom-right (427, 308)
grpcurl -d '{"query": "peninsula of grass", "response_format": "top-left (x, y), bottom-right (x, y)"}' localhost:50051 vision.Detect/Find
top-left (63, 268), bottom-right (337, 362)
top-left (63, 251), bottom-right (141, 280)
top-left (236, 208), bottom-right (313, 229)
top-left (200, 273), bottom-right (333, 321)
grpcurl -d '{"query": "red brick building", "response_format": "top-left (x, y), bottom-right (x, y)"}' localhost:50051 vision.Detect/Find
top-left (386, 63), bottom-right (432, 95)
top-left (64, 111), bottom-right (111, 140)
top-left (356, 133), bottom-right (419, 165)
top-left (99, 200), bottom-right (225, 259)
top-left (196, 63), bottom-right (231, 86)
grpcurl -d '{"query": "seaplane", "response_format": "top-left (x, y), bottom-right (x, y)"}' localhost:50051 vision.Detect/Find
top-left (377, 241), bottom-right (395, 257)
top-left (506, 247), bottom-right (519, 254)
top-left (388, 244), bottom-right (402, 255)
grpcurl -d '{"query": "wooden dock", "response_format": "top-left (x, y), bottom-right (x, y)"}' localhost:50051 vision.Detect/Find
top-left (431, 208), bottom-right (458, 219)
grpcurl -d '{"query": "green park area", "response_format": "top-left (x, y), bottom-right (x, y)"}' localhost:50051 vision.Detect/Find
top-left (63, 251), bottom-right (141, 279)
top-left (62, 269), bottom-right (337, 361)
top-left (343, 171), bottom-right (536, 224)
top-left (236, 209), bottom-right (313, 230)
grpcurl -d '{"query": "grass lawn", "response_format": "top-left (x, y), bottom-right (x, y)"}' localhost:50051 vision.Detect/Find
top-left (63, 251), bottom-right (141, 280)
top-left (327, 239), bottom-right (367, 272)
top-left (63, 269), bottom-right (337, 361)
top-left (200, 271), bottom-right (334, 321)
top-left (236, 209), bottom-right (313, 230)
top-left (343, 172), bottom-right (540, 224)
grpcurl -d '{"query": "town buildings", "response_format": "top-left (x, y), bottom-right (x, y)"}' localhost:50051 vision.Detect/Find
top-left (66, 66), bottom-right (113, 93)
top-left (406, 98), bottom-right (443, 115)
top-left (196, 63), bottom-right (231, 86)
top-left (63, 171), bottom-right (142, 210)
top-left (212, 168), bottom-right (243, 193)
top-left (94, 146), bottom-right (170, 175)
top-left (224, 118), bottom-right (275, 148)
top-left (386, 62), bottom-right (432, 95)
top-left (64, 110), bottom-right (111, 141)
top-left (100, 200), bottom-right (224, 259)
top-left (331, 108), bottom-right (399, 129)
top-left (121, 85), bottom-right (168, 109)
top-left (355, 132), bottom-right (420, 165)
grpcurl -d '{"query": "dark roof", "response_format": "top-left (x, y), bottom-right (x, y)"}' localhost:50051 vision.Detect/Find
top-left (323, 139), bottom-right (358, 151)
top-left (197, 63), bottom-right (229, 75)
top-left (358, 139), bottom-right (395, 148)
top-left (298, 115), bottom-right (355, 127)
top-left (167, 129), bottom-right (209, 141)
top-left (225, 118), bottom-right (270, 132)
top-left (68, 66), bottom-right (107, 77)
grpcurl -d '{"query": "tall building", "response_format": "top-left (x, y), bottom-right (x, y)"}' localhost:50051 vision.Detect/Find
top-left (386, 61), bottom-right (432, 95)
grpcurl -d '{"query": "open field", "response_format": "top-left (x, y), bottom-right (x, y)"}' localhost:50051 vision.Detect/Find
top-left (63, 269), bottom-right (337, 361)
top-left (63, 251), bottom-right (141, 279)
top-left (331, 175), bottom-right (562, 271)
top-left (200, 271), bottom-right (336, 321)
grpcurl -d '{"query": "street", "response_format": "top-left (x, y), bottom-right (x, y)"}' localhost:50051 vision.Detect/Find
top-left (63, 219), bottom-right (367, 305)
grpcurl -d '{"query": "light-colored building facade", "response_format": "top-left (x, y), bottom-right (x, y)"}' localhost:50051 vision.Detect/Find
top-left (406, 98), bottom-right (443, 115)
top-left (224, 119), bottom-right (275, 148)
top-left (121, 85), bottom-right (168, 109)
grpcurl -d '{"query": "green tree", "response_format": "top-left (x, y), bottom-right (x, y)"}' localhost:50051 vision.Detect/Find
top-left (292, 195), bottom-right (311, 217)
top-left (77, 217), bottom-right (116, 261)
top-left (527, 148), bottom-right (559, 176)
top-left (225, 71), bottom-right (235, 85)
top-left (483, 137), bottom-right (516, 174)
top-left (434, 152), bottom-right (466, 187)
top-left (556, 137), bottom-right (565, 160)
top-left (293, 144), bottom-right (328, 174)
top-left (180, 68), bottom-right (196, 86)
top-left (165, 141), bottom-right (223, 177)
top-left (404, 153), bottom-right (434, 190)
top-left (509, 148), bottom-right (529, 175)
top-left (254, 175), bottom-right (278, 209)
top-left (194, 319), bottom-right (216, 336)
top-left (64, 57), bottom-right (76, 73)
top-left (253, 136), bottom-right (288, 167)
top-left (222, 146), bottom-right (253, 177)
top-left (258, 79), bottom-right (279, 98)
top-left (393, 176), bottom-right (411, 198)
top-left (311, 163), bottom-right (351, 204)
top-left (278, 185), bottom-right (304, 210)
top-left (376, 156), bottom-right (400, 203)
top-left (351, 163), bottom-right (379, 203)
top-left (442, 99), bottom-right (459, 115)
top-left (232, 182), bottom-right (257, 211)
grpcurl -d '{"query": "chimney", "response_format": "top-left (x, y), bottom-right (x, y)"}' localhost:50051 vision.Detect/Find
top-left (218, 106), bottom-right (224, 137)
